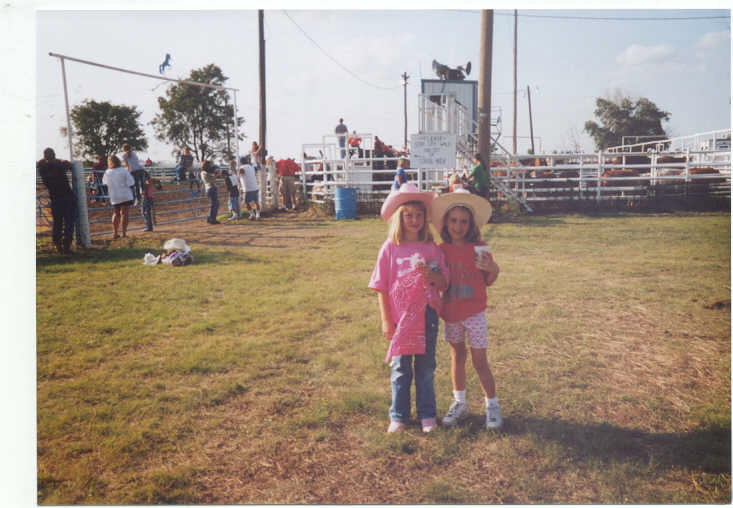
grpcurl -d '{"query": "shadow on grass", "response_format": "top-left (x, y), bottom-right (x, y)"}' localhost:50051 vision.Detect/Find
top-left (464, 414), bottom-right (730, 473)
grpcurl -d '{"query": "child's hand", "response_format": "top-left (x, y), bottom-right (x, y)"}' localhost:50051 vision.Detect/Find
top-left (477, 253), bottom-right (500, 286)
top-left (382, 320), bottom-right (395, 340)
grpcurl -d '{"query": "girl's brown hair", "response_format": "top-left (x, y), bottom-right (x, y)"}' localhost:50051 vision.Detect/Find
top-left (440, 205), bottom-right (481, 244)
top-left (107, 154), bottom-right (121, 168)
top-left (388, 201), bottom-right (433, 245)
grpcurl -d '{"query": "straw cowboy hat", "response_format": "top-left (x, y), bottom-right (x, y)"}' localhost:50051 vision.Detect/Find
top-left (380, 183), bottom-right (437, 221)
top-left (429, 185), bottom-right (493, 232)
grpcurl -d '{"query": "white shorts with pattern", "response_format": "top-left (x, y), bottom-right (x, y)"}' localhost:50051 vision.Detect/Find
top-left (443, 311), bottom-right (488, 349)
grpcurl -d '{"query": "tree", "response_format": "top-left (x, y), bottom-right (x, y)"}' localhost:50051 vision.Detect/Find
top-left (62, 100), bottom-right (148, 162)
top-left (151, 64), bottom-right (244, 162)
top-left (584, 95), bottom-right (670, 150)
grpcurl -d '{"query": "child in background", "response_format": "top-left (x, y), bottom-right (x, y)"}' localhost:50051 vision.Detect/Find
top-left (141, 171), bottom-right (156, 232)
top-left (238, 155), bottom-right (261, 220)
top-left (429, 186), bottom-right (502, 429)
top-left (368, 183), bottom-right (449, 433)
top-left (222, 169), bottom-right (241, 220)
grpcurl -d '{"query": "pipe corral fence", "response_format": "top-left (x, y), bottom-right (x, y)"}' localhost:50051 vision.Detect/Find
top-left (36, 148), bottom-right (731, 239)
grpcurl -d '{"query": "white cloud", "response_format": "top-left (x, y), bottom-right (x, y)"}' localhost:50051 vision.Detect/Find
top-left (616, 43), bottom-right (678, 67)
top-left (696, 31), bottom-right (730, 51)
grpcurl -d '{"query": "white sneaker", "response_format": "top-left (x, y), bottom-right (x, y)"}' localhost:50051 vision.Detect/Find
top-left (485, 403), bottom-right (503, 429)
top-left (442, 401), bottom-right (468, 426)
top-left (255, 211), bottom-right (260, 220)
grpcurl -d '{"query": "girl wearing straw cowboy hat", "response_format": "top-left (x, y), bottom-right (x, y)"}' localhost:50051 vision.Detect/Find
top-left (430, 185), bottom-right (503, 429)
top-left (368, 183), bottom-right (449, 433)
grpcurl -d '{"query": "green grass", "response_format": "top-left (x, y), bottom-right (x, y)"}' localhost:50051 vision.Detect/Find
top-left (36, 211), bottom-right (731, 504)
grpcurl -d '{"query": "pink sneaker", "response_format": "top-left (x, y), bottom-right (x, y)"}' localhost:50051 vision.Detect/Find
top-left (421, 417), bottom-right (438, 433)
top-left (387, 421), bottom-right (405, 433)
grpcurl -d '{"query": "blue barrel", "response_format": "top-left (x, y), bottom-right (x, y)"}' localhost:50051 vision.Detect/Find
top-left (335, 187), bottom-right (357, 220)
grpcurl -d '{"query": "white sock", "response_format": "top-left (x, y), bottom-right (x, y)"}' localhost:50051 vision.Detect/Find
top-left (453, 390), bottom-right (466, 404)
top-left (486, 396), bottom-right (499, 407)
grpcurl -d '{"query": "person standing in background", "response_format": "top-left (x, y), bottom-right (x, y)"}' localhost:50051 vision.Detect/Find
top-left (200, 160), bottom-right (220, 225)
top-left (37, 147), bottom-right (77, 254)
top-left (121, 143), bottom-right (146, 205)
top-left (334, 118), bottom-right (348, 159)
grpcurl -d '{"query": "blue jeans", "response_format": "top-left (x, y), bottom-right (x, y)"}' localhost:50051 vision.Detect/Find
top-left (206, 186), bottom-right (219, 222)
top-left (142, 197), bottom-right (154, 230)
top-left (131, 170), bottom-right (145, 202)
top-left (50, 193), bottom-right (77, 251)
top-left (389, 306), bottom-right (438, 422)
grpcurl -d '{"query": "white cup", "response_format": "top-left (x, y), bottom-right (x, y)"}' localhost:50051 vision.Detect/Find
top-left (474, 245), bottom-right (492, 257)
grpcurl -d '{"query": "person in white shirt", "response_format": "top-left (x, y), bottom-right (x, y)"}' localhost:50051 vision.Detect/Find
top-left (238, 155), bottom-right (261, 220)
top-left (102, 154), bottom-right (135, 239)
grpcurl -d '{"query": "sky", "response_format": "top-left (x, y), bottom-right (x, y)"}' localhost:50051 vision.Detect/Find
top-left (1, 1), bottom-right (732, 506)
top-left (28, 4), bottom-right (732, 164)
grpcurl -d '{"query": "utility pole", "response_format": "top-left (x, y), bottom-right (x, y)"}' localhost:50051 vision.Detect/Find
top-left (258, 10), bottom-right (267, 208)
top-left (478, 10), bottom-right (494, 166)
top-left (401, 72), bottom-right (409, 151)
top-left (258, 10), bottom-right (266, 155)
top-left (513, 9), bottom-right (517, 155)
top-left (527, 85), bottom-right (535, 155)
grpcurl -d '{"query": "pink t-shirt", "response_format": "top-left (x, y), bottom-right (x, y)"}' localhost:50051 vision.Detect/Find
top-left (439, 241), bottom-right (489, 323)
top-left (369, 239), bottom-right (449, 360)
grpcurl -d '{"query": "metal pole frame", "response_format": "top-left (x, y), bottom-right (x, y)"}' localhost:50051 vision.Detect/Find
top-left (48, 51), bottom-right (240, 246)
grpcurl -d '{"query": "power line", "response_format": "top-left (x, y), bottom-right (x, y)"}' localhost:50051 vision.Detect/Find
top-left (449, 10), bottom-right (729, 21)
top-left (281, 10), bottom-right (400, 91)
top-left (509, 13), bottom-right (729, 21)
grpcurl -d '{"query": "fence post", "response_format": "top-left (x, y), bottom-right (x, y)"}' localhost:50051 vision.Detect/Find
top-left (597, 151), bottom-right (603, 202)
top-left (684, 148), bottom-right (690, 182)
top-left (71, 161), bottom-right (90, 248)
top-left (417, 167), bottom-right (423, 191)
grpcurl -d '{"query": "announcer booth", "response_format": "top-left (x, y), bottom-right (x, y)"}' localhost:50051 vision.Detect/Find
top-left (420, 79), bottom-right (479, 134)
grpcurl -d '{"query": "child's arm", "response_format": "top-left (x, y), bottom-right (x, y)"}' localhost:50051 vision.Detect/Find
top-left (477, 252), bottom-right (500, 287)
top-left (377, 291), bottom-right (395, 340)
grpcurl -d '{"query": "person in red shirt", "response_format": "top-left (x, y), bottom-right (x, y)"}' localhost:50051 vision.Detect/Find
top-left (347, 131), bottom-right (362, 158)
top-left (277, 158), bottom-right (299, 211)
top-left (429, 187), bottom-right (503, 429)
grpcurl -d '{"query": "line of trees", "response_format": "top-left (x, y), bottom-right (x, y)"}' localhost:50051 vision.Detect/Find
top-left (62, 63), bottom-right (244, 165)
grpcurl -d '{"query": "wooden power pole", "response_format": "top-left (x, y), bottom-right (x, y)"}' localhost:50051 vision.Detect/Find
top-left (258, 10), bottom-right (266, 155)
top-left (478, 10), bottom-right (494, 166)
top-left (527, 85), bottom-right (535, 154)
top-left (513, 9), bottom-right (517, 155)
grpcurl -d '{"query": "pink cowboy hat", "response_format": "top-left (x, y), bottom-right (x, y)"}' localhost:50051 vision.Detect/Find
top-left (380, 183), bottom-right (437, 221)
top-left (429, 185), bottom-right (493, 232)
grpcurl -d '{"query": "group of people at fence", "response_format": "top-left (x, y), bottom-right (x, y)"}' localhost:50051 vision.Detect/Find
top-left (37, 143), bottom-right (305, 253)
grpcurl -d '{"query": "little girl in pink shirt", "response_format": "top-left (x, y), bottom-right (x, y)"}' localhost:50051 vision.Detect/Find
top-left (369, 183), bottom-right (449, 433)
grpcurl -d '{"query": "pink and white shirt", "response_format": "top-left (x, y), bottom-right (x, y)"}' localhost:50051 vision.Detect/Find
top-left (369, 239), bottom-right (449, 361)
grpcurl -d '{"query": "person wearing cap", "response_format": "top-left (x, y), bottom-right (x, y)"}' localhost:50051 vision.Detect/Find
top-left (430, 186), bottom-right (502, 429)
top-left (37, 147), bottom-right (77, 253)
top-left (238, 155), bottom-right (261, 220)
top-left (368, 183), bottom-right (449, 434)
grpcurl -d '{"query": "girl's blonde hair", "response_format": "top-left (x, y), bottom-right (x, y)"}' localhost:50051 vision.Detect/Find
top-left (440, 205), bottom-right (481, 244)
top-left (388, 201), bottom-right (433, 245)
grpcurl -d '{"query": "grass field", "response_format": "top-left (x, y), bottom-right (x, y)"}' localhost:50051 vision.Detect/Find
top-left (36, 210), bottom-right (730, 504)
